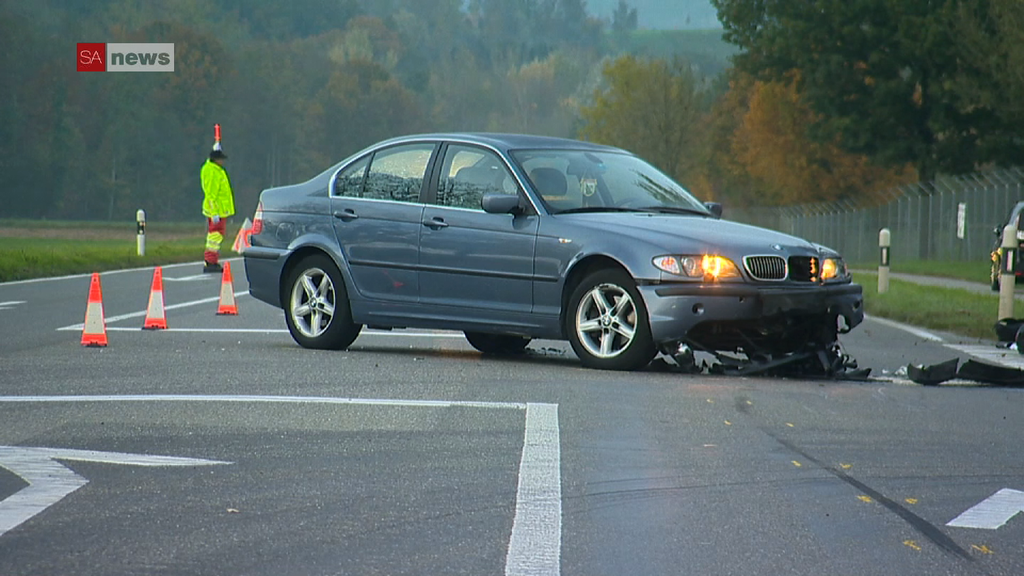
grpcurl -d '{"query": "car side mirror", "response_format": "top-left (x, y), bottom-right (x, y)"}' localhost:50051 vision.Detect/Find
top-left (704, 202), bottom-right (723, 219)
top-left (482, 194), bottom-right (523, 215)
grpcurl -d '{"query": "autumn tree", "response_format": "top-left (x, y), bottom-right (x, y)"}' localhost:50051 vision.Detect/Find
top-left (730, 76), bottom-right (915, 206)
top-left (712, 0), bottom-right (1007, 184)
top-left (579, 55), bottom-right (703, 183)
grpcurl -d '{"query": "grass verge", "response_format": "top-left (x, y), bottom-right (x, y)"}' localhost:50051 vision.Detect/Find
top-left (849, 259), bottom-right (991, 284)
top-left (0, 238), bottom-right (210, 282)
top-left (0, 220), bottom-right (243, 282)
top-left (854, 272), bottom-right (998, 340)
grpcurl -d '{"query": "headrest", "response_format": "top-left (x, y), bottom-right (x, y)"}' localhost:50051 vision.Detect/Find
top-left (529, 167), bottom-right (567, 197)
top-left (454, 166), bottom-right (496, 187)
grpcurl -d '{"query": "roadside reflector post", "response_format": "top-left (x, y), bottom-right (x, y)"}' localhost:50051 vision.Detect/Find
top-left (136, 209), bottom-right (146, 256)
top-left (998, 224), bottom-right (1017, 321)
top-left (878, 228), bottom-right (891, 294)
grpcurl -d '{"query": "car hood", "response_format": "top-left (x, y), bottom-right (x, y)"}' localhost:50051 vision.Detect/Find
top-left (555, 213), bottom-right (821, 254)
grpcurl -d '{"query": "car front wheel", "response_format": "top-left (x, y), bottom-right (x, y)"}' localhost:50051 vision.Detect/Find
top-left (284, 254), bottom-right (362, 350)
top-left (566, 269), bottom-right (656, 370)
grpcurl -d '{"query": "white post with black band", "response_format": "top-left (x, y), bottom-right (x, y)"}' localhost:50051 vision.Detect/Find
top-left (878, 228), bottom-right (890, 294)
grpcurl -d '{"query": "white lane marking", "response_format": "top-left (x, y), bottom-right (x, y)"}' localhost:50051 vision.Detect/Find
top-left (0, 446), bottom-right (230, 538)
top-left (947, 488), bottom-right (1024, 530)
top-left (0, 395), bottom-right (561, 574)
top-left (505, 402), bottom-right (561, 576)
top-left (0, 259), bottom-right (242, 287)
top-left (0, 394), bottom-right (525, 411)
top-left (863, 315), bottom-right (1024, 375)
top-left (84, 328), bottom-right (466, 337)
top-left (57, 291), bottom-right (249, 331)
top-left (165, 274), bottom-right (217, 282)
top-left (0, 301), bottom-right (26, 310)
top-left (865, 315), bottom-right (944, 342)
top-left (946, 344), bottom-right (1024, 370)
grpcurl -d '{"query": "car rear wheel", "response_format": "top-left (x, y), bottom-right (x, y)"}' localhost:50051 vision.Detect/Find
top-left (464, 332), bottom-right (531, 355)
top-left (284, 254), bottom-right (362, 350)
top-left (566, 269), bottom-right (656, 370)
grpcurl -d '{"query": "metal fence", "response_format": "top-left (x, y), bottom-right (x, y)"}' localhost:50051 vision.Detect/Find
top-left (727, 167), bottom-right (1024, 264)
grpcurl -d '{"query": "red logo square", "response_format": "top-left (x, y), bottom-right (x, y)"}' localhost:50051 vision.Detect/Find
top-left (77, 43), bottom-right (106, 72)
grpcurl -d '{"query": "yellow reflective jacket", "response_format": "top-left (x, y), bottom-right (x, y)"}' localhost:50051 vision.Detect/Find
top-left (201, 159), bottom-right (235, 218)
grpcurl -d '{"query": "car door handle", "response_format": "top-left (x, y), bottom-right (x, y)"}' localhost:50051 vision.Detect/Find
top-left (333, 209), bottom-right (359, 221)
top-left (422, 217), bottom-right (448, 229)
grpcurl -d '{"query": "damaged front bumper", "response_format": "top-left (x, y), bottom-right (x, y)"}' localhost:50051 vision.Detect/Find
top-left (641, 281), bottom-right (864, 349)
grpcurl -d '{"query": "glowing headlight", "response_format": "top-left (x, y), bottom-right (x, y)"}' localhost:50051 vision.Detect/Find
top-left (820, 257), bottom-right (846, 280)
top-left (654, 254), bottom-right (741, 281)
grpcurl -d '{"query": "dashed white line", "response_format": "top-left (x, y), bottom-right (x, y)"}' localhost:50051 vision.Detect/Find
top-left (56, 292), bottom-right (248, 331)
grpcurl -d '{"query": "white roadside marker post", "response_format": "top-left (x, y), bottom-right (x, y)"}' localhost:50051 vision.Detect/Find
top-left (136, 209), bottom-right (146, 257)
top-left (998, 224), bottom-right (1017, 321)
top-left (878, 228), bottom-right (890, 294)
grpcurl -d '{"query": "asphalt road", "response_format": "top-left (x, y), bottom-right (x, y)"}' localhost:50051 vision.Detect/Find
top-left (1, 261), bottom-right (1023, 575)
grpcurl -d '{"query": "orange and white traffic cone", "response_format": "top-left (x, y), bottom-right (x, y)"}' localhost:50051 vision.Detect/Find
top-left (81, 272), bottom-right (108, 347)
top-left (217, 261), bottom-right (239, 315)
top-left (143, 266), bottom-right (168, 330)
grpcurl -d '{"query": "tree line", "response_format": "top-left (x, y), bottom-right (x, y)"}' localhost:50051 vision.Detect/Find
top-left (1, 0), bottom-right (1021, 223)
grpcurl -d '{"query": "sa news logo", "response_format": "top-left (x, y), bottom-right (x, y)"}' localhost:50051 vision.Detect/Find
top-left (78, 43), bottom-right (175, 72)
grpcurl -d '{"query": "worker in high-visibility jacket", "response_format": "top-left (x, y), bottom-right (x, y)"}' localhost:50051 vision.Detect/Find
top-left (201, 148), bottom-right (235, 273)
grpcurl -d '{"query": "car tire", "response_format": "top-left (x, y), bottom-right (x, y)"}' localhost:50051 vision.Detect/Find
top-left (566, 269), bottom-right (656, 371)
top-left (283, 254), bottom-right (362, 350)
top-left (464, 332), bottom-right (531, 355)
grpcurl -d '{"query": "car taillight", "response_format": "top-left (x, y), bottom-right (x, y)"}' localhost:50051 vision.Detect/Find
top-left (252, 202), bottom-right (264, 235)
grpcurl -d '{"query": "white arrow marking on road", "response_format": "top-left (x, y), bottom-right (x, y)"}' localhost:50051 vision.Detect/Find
top-left (0, 446), bottom-right (231, 538)
top-left (947, 488), bottom-right (1024, 529)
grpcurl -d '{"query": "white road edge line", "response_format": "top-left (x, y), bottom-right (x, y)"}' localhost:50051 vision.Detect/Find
top-left (0, 258), bottom-right (243, 287)
top-left (865, 314), bottom-right (944, 342)
top-left (0, 394), bottom-right (561, 576)
top-left (71, 328), bottom-right (466, 337)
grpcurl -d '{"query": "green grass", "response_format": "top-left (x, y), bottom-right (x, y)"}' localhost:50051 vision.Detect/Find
top-left (850, 259), bottom-right (992, 285)
top-left (0, 238), bottom-right (210, 282)
top-left (0, 220), bottom-right (244, 282)
top-left (854, 272), bottom-right (998, 340)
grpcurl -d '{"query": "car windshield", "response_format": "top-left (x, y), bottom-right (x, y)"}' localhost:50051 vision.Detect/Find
top-left (511, 149), bottom-right (710, 215)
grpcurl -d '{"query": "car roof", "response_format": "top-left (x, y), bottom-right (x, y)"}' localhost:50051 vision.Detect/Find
top-left (377, 132), bottom-right (628, 154)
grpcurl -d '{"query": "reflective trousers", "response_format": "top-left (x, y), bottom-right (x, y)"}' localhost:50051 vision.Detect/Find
top-left (204, 217), bottom-right (227, 265)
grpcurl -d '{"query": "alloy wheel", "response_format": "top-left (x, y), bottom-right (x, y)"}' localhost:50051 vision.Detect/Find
top-left (575, 282), bottom-right (637, 359)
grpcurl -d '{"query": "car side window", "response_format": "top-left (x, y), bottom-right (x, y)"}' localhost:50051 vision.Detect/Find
top-left (332, 156), bottom-right (369, 197)
top-left (363, 143), bottom-right (435, 203)
top-left (437, 145), bottom-right (518, 210)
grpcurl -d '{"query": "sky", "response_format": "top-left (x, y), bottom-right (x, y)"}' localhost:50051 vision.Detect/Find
top-left (587, 0), bottom-right (722, 30)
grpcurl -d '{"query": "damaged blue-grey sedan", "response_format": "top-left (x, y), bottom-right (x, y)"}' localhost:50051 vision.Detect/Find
top-left (243, 133), bottom-right (863, 371)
